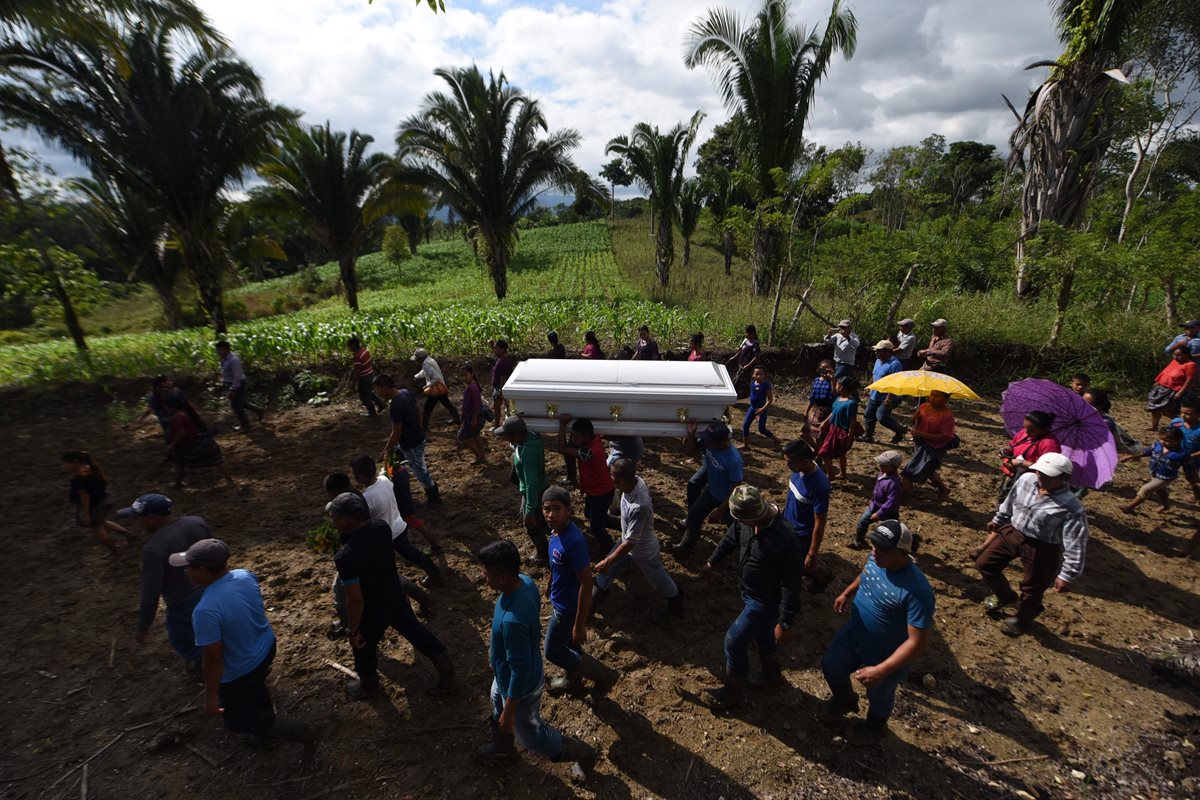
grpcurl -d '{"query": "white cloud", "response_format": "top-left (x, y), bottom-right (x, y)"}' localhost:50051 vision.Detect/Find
top-left (11, 0), bottom-right (1065, 183)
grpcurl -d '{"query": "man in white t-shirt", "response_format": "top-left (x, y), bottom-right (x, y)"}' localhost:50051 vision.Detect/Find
top-left (591, 458), bottom-right (683, 622)
top-left (824, 319), bottom-right (861, 380)
top-left (351, 456), bottom-right (442, 585)
top-left (894, 319), bottom-right (917, 365)
top-left (412, 347), bottom-right (461, 430)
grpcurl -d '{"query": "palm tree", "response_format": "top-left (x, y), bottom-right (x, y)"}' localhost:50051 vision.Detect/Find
top-left (678, 178), bottom-right (703, 268)
top-left (74, 176), bottom-right (185, 329)
top-left (0, 22), bottom-right (293, 333)
top-left (684, 0), bottom-right (857, 295)
top-left (396, 65), bottom-right (590, 300)
top-left (605, 112), bottom-right (704, 287)
top-left (1004, 0), bottom-right (1150, 297)
top-left (260, 123), bottom-right (419, 311)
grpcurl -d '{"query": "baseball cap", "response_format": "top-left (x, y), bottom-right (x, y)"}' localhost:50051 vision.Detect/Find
top-left (168, 538), bottom-right (229, 569)
top-left (898, 318), bottom-right (915, 327)
top-left (699, 422), bottom-right (731, 445)
top-left (931, 318), bottom-right (948, 328)
top-left (873, 340), bottom-right (894, 351)
top-left (1029, 452), bottom-right (1074, 477)
top-left (1182, 320), bottom-right (1200, 329)
top-left (326, 491), bottom-right (368, 516)
top-left (874, 450), bottom-right (903, 467)
top-left (117, 493), bottom-right (172, 519)
top-left (728, 485), bottom-right (768, 522)
top-left (868, 520), bottom-right (917, 553)
top-left (838, 319), bottom-right (853, 328)
top-left (541, 485), bottom-right (571, 506)
top-left (413, 347), bottom-right (429, 360)
top-left (492, 416), bottom-right (528, 438)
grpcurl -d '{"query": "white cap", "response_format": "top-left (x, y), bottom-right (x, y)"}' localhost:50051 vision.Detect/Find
top-left (1029, 452), bottom-right (1073, 478)
top-left (873, 340), bottom-right (894, 351)
top-left (931, 318), bottom-right (948, 329)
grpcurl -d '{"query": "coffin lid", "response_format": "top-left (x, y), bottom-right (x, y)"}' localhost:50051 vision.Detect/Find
top-left (504, 359), bottom-right (735, 401)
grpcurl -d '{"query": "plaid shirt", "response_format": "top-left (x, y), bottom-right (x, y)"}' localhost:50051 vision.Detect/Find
top-left (992, 472), bottom-right (1089, 583)
top-left (808, 377), bottom-right (834, 405)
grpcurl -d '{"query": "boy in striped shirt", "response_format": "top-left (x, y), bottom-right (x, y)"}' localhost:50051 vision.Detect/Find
top-left (348, 337), bottom-right (385, 417)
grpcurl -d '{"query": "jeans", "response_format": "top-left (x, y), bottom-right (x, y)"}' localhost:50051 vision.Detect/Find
top-left (686, 462), bottom-right (709, 509)
top-left (854, 508), bottom-right (875, 545)
top-left (683, 486), bottom-right (723, 547)
top-left (357, 376), bottom-right (384, 415)
top-left (423, 393), bottom-right (460, 428)
top-left (490, 678), bottom-right (562, 758)
top-left (230, 384), bottom-right (253, 427)
top-left (218, 640), bottom-right (277, 737)
top-left (724, 596), bottom-right (778, 676)
top-left (742, 406), bottom-right (773, 439)
top-left (543, 607), bottom-right (581, 672)
top-left (584, 492), bottom-right (616, 551)
top-left (863, 394), bottom-right (903, 440)
top-left (353, 596), bottom-right (446, 687)
top-left (834, 363), bottom-right (855, 381)
top-left (523, 503), bottom-right (550, 558)
top-left (401, 441), bottom-right (435, 490)
top-left (821, 625), bottom-right (907, 720)
top-left (391, 468), bottom-right (417, 517)
top-left (594, 546), bottom-right (679, 598)
top-left (164, 592), bottom-right (201, 668)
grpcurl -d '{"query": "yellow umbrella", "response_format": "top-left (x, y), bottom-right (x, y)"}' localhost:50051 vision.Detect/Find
top-left (866, 370), bottom-right (980, 400)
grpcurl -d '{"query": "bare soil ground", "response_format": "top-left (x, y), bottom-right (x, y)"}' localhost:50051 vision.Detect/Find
top-left (2, 374), bottom-right (1198, 800)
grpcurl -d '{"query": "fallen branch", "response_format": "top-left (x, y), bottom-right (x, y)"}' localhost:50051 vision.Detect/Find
top-left (107, 640), bottom-right (115, 669)
top-left (79, 764), bottom-right (86, 800)
top-left (325, 660), bottom-right (358, 680)
top-left (286, 688), bottom-right (320, 712)
top-left (298, 773), bottom-right (404, 800)
top-left (183, 743), bottom-right (218, 768)
top-left (39, 732), bottom-right (125, 798)
top-left (967, 754), bottom-right (1051, 767)
top-left (683, 757), bottom-right (695, 783)
top-left (388, 723), bottom-right (479, 736)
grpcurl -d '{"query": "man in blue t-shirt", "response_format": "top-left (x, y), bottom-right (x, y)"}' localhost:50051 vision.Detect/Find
top-left (672, 422), bottom-right (744, 555)
top-left (781, 439), bottom-right (833, 592)
top-left (819, 520), bottom-right (934, 744)
top-left (171, 539), bottom-right (317, 767)
top-left (862, 341), bottom-right (907, 444)
top-left (1165, 320), bottom-right (1200, 364)
top-left (476, 539), bottom-right (595, 770)
top-left (540, 486), bottom-right (617, 697)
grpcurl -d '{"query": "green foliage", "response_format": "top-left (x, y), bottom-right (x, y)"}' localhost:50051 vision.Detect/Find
top-left (382, 225), bottom-right (412, 266)
top-left (0, 244), bottom-right (105, 325)
top-left (305, 520), bottom-right (340, 555)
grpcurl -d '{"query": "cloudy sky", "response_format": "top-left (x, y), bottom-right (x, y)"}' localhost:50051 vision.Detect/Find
top-left (17, 0), bottom-right (1065, 187)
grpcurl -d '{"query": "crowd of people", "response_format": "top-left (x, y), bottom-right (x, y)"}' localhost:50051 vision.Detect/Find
top-left (62, 316), bottom-right (1200, 775)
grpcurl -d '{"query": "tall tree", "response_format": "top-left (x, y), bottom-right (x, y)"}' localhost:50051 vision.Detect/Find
top-left (74, 176), bottom-right (184, 329)
top-left (685, 0), bottom-right (857, 295)
top-left (396, 66), bottom-right (591, 300)
top-left (605, 112), bottom-right (704, 287)
top-left (0, 22), bottom-right (293, 333)
top-left (677, 177), bottom-right (703, 267)
top-left (260, 123), bottom-right (417, 311)
top-left (599, 158), bottom-right (632, 220)
top-left (1003, 0), bottom-right (1159, 296)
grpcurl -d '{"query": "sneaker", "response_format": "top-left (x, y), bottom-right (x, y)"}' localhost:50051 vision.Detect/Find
top-left (848, 540), bottom-right (867, 551)
top-left (1001, 616), bottom-right (1026, 637)
top-left (890, 428), bottom-right (908, 444)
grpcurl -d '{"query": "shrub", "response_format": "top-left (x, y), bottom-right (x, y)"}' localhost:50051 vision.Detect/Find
top-left (383, 225), bottom-right (411, 266)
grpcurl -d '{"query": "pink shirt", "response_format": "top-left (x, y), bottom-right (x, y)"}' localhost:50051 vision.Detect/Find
top-left (1006, 431), bottom-right (1061, 463)
top-left (582, 343), bottom-right (602, 359)
top-left (688, 350), bottom-right (706, 362)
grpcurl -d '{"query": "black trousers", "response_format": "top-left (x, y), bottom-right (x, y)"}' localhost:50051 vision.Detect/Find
top-left (423, 393), bottom-right (460, 427)
top-left (358, 376), bottom-right (385, 415)
top-left (352, 597), bottom-right (446, 687)
top-left (219, 640), bottom-right (277, 737)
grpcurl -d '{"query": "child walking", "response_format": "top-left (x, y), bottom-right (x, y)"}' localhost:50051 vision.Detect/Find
top-left (62, 450), bottom-right (131, 555)
top-left (801, 359), bottom-right (836, 449)
top-left (741, 367), bottom-right (781, 449)
top-left (1120, 427), bottom-right (1188, 514)
top-left (817, 376), bottom-right (860, 480)
top-left (458, 364), bottom-right (489, 465)
top-left (852, 451), bottom-right (903, 549)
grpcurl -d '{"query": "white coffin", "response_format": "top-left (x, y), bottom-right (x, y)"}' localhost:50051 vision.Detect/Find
top-left (502, 359), bottom-right (737, 437)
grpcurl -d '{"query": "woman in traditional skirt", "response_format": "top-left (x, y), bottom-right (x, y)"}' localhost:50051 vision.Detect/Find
top-left (801, 359), bottom-right (836, 448)
top-left (900, 390), bottom-right (957, 504)
top-left (165, 395), bottom-right (234, 487)
top-left (816, 375), bottom-right (860, 479)
top-left (1147, 346), bottom-right (1197, 432)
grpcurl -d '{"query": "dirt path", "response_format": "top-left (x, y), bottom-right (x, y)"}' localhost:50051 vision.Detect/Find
top-left (1, 381), bottom-right (1197, 799)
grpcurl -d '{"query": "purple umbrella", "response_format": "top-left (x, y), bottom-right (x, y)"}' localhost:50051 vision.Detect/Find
top-left (999, 378), bottom-right (1119, 489)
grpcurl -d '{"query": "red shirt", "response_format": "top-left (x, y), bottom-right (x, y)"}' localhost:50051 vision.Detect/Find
top-left (1156, 359), bottom-right (1197, 391)
top-left (1006, 431), bottom-right (1060, 463)
top-left (169, 410), bottom-right (200, 446)
top-left (576, 435), bottom-right (615, 497)
top-left (353, 348), bottom-right (375, 378)
top-left (912, 405), bottom-right (957, 450)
